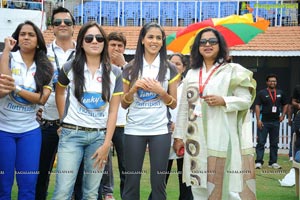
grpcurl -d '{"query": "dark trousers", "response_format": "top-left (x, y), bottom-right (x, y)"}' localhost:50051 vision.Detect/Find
top-left (148, 158), bottom-right (193, 200)
top-left (255, 121), bottom-right (280, 165)
top-left (122, 133), bottom-right (171, 200)
top-left (35, 123), bottom-right (59, 200)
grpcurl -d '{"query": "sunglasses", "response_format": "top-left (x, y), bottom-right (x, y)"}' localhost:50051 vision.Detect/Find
top-left (84, 34), bottom-right (105, 43)
top-left (52, 19), bottom-right (73, 26)
top-left (199, 38), bottom-right (219, 47)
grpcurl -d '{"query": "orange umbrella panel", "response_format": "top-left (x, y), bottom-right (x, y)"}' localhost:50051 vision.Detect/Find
top-left (166, 14), bottom-right (270, 55)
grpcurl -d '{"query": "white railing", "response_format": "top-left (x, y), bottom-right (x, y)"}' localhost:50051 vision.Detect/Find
top-left (251, 113), bottom-right (292, 149)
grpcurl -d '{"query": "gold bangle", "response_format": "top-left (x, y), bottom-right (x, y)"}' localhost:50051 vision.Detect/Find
top-left (123, 93), bottom-right (133, 104)
top-left (165, 96), bottom-right (174, 106)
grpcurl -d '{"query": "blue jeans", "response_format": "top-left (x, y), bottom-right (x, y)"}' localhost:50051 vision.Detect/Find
top-left (255, 121), bottom-right (280, 165)
top-left (0, 128), bottom-right (41, 200)
top-left (52, 127), bottom-right (106, 200)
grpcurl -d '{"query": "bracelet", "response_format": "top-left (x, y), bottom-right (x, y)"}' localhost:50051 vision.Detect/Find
top-left (123, 93), bottom-right (133, 104)
top-left (165, 96), bottom-right (174, 106)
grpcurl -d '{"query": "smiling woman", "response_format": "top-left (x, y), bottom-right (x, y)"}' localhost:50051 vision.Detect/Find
top-left (173, 27), bottom-right (257, 200)
top-left (52, 21), bottom-right (123, 200)
top-left (121, 22), bottom-right (180, 200)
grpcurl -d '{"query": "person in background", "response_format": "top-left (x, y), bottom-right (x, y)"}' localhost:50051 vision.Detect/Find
top-left (35, 6), bottom-right (76, 200)
top-left (0, 20), bottom-right (53, 199)
top-left (121, 22), bottom-right (180, 200)
top-left (167, 53), bottom-right (193, 200)
top-left (255, 74), bottom-right (288, 169)
top-left (288, 98), bottom-right (295, 161)
top-left (52, 21), bottom-right (122, 200)
top-left (98, 31), bottom-right (127, 200)
top-left (173, 27), bottom-right (256, 199)
top-left (292, 85), bottom-right (300, 162)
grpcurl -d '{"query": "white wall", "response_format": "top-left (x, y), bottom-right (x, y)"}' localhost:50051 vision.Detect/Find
top-left (0, 8), bottom-right (46, 41)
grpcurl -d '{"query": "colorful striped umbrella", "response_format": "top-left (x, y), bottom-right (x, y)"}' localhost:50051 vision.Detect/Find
top-left (166, 14), bottom-right (270, 55)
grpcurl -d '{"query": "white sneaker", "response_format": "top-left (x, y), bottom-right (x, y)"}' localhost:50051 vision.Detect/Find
top-left (268, 163), bottom-right (282, 169)
top-left (290, 157), bottom-right (293, 161)
top-left (255, 163), bottom-right (262, 169)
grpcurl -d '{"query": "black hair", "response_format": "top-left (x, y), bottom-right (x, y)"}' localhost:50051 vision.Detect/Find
top-left (126, 22), bottom-right (168, 84)
top-left (190, 28), bottom-right (229, 69)
top-left (72, 21), bottom-right (111, 102)
top-left (51, 6), bottom-right (75, 26)
top-left (168, 53), bottom-right (189, 78)
top-left (11, 21), bottom-right (53, 98)
top-left (107, 32), bottom-right (127, 47)
top-left (266, 73), bottom-right (278, 81)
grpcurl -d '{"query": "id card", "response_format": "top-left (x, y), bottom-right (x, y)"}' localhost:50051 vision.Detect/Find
top-left (272, 106), bottom-right (277, 113)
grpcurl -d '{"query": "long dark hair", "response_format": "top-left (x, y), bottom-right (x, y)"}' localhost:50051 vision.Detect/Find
top-left (126, 22), bottom-right (168, 84)
top-left (72, 21), bottom-right (111, 102)
top-left (11, 21), bottom-right (53, 98)
top-left (190, 28), bottom-right (229, 69)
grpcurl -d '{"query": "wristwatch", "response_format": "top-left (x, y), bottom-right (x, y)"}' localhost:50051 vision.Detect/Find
top-left (15, 85), bottom-right (22, 94)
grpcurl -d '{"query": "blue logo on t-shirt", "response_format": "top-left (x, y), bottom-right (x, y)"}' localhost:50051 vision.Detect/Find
top-left (137, 89), bottom-right (158, 101)
top-left (53, 70), bottom-right (59, 84)
top-left (11, 86), bottom-right (34, 105)
top-left (81, 92), bottom-right (105, 109)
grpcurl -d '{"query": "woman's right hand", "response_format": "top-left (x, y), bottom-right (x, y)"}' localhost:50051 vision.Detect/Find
top-left (3, 37), bottom-right (17, 52)
top-left (173, 138), bottom-right (184, 156)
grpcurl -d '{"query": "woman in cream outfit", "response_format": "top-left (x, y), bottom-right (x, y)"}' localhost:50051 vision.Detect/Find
top-left (173, 28), bottom-right (257, 200)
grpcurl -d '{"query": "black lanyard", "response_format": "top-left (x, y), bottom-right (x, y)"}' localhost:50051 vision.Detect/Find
top-left (52, 44), bottom-right (75, 91)
top-left (52, 43), bottom-right (75, 73)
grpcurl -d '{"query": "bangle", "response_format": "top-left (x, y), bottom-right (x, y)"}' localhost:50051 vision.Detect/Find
top-left (165, 96), bottom-right (174, 106)
top-left (15, 85), bottom-right (22, 94)
top-left (123, 93), bottom-right (133, 104)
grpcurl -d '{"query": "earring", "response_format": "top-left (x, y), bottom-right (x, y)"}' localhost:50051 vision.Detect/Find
top-left (37, 45), bottom-right (39, 49)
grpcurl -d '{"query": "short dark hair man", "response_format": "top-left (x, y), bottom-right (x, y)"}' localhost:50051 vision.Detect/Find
top-left (255, 74), bottom-right (288, 169)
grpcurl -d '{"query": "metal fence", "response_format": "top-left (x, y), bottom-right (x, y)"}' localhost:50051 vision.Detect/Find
top-left (251, 112), bottom-right (292, 150)
top-left (1, 0), bottom-right (298, 27)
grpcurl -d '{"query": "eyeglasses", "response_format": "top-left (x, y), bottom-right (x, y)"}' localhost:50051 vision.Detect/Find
top-left (268, 80), bottom-right (277, 83)
top-left (199, 38), bottom-right (219, 47)
top-left (84, 34), bottom-right (105, 43)
top-left (52, 19), bottom-right (73, 26)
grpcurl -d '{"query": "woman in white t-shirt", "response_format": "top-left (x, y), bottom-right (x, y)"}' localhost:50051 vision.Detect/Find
top-left (52, 21), bottom-right (122, 200)
top-left (0, 20), bottom-right (53, 199)
top-left (121, 22), bottom-right (180, 200)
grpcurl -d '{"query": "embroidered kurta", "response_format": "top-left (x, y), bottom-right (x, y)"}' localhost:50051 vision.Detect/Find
top-left (174, 62), bottom-right (256, 200)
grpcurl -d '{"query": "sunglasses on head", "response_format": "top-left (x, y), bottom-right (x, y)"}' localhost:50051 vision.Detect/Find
top-left (52, 19), bottom-right (73, 26)
top-left (84, 34), bottom-right (105, 43)
top-left (199, 38), bottom-right (219, 47)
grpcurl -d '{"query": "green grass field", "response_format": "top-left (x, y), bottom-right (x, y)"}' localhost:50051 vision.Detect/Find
top-left (12, 153), bottom-right (297, 200)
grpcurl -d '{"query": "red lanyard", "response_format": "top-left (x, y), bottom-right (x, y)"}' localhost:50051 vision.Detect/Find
top-left (198, 63), bottom-right (222, 97)
top-left (267, 88), bottom-right (277, 105)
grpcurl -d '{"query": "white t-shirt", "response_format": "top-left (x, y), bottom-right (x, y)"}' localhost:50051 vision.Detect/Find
top-left (58, 61), bottom-right (123, 129)
top-left (0, 51), bottom-right (39, 133)
top-left (122, 55), bottom-right (179, 136)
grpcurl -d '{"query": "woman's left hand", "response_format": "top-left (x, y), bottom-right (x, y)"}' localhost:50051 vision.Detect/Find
top-left (203, 95), bottom-right (225, 106)
top-left (91, 143), bottom-right (110, 169)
